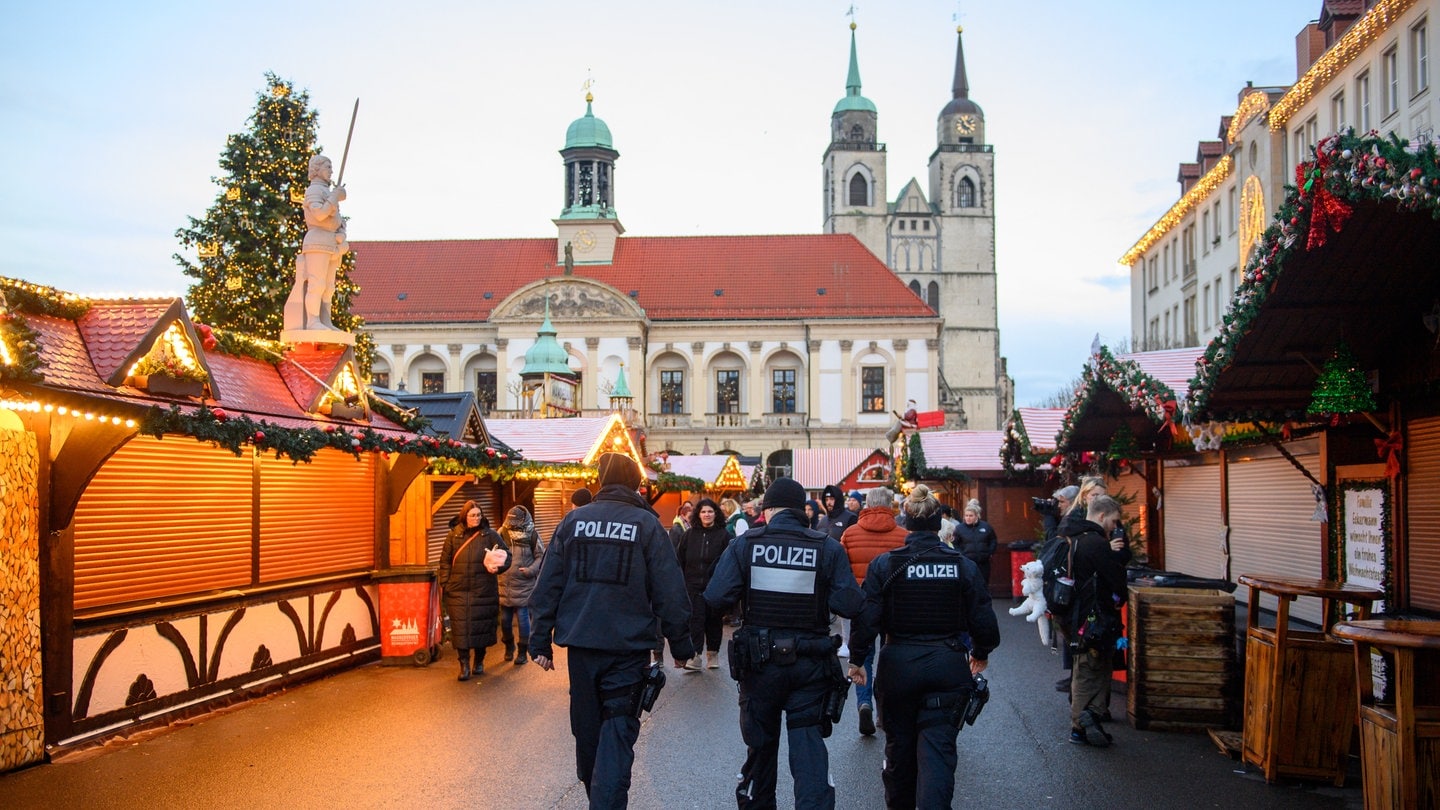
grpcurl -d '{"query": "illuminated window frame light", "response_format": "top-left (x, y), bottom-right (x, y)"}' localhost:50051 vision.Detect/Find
top-left (1120, 155), bottom-right (1234, 266)
top-left (1269, 0), bottom-right (1418, 131)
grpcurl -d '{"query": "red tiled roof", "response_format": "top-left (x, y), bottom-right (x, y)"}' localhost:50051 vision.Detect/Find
top-left (76, 299), bottom-right (175, 383)
top-left (278, 345), bottom-right (349, 412)
top-left (348, 234), bottom-right (936, 324)
top-left (25, 303), bottom-right (410, 435)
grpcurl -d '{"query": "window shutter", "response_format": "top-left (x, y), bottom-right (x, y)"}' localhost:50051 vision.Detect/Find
top-left (1160, 461), bottom-right (1224, 580)
top-left (258, 449), bottom-right (375, 582)
top-left (73, 437), bottom-right (252, 610)
top-left (1405, 416), bottom-right (1440, 611)
top-left (1227, 448), bottom-right (1325, 626)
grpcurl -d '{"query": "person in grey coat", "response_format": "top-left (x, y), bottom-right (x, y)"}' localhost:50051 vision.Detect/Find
top-left (439, 500), bottom-right (512, 681)
top-left (498, 505), bottom-right (544, 666)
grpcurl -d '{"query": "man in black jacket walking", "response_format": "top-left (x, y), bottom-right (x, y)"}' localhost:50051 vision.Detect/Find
top-left (530, 453), bottom-right (694, 808)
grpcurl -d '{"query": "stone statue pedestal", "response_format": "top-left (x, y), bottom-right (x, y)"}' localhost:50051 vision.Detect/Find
top-left (281, 329), bottom-right (356, 347)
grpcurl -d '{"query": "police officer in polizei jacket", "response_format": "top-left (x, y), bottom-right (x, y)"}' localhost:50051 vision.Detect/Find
top-left (530, 452), bottom-right (695, 809)
top-left (703, 476), bottom-right (864, 810)
top-left (847, 484), bottom-right (1000, 810)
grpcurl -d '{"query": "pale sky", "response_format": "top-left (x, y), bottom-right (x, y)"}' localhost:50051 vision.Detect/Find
top-left (1, 0), bottom-right (1318, 407)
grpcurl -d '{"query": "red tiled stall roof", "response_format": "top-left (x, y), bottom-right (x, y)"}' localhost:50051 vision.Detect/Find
top-left (919, 430), bottom-right (1008, 473)
top-left (349, 234), bottom-right (936, 323)
top-left (25, 302), bottom-right (409, 435)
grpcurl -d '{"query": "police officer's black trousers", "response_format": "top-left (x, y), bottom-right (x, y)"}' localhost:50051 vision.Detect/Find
top-left (736, 655), bottom-right (834, 810)
top-left (874, 643), bottom-right (969, 810)
top-left (566, 647), bottom-right (647, 809)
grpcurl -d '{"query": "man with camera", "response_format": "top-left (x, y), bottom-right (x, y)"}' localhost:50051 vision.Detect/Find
top-left (847, 484), bottom-right (1000, 809)
top-left (704, 477), bottom-right (863, 809)
top-left (1063, 494), bottom-right (1129, 747)
top-left (529, 453), bottom-right (694, 808)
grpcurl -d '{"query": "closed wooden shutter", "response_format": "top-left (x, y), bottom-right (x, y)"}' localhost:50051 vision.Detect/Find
top-left (533, 482), bottom-right (571, 546)
top-left (427, 481), bottom-right (498, 565)
top-left (1160, 461), bottom-right (1225, 580)
top-left (1228, 446), bottom-right (1325, 626)
top-left (73, 436), bottom-right (252, 610)
top-left (1405, 416), bottom-right (1440, 611)
top-left (258, 449), bottom-right (375, 582)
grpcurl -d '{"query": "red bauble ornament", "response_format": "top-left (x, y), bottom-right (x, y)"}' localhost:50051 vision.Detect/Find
top-left (486, 447), bottom-right (496, 457)
top-left (253, 430), bottom-right (266, 442)
top-left (211, 407), bottom-right (228, 421)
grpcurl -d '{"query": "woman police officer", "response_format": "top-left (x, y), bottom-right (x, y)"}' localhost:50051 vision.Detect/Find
top-left (847, 485), bottom-right (1001, 809)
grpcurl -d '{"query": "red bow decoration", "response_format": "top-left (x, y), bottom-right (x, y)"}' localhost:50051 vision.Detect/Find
top-left (1375, 431), bottom-right (1403, 479)
top-left (1157, 397), bottom-right (1180, 438)
top-left (1296, 159), bottom-right (1353, 251)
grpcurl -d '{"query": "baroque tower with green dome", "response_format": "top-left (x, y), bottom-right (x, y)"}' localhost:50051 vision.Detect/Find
top-left (823, 23), bottom-right (1010, 430)
top-left (556, 92), bottom-right (624, 265)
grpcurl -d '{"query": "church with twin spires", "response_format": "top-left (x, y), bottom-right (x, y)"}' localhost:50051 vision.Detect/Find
top-left (824, 23), bottom-right (1008, 431)
top-left (349, 24), bottom-right (1011, 462)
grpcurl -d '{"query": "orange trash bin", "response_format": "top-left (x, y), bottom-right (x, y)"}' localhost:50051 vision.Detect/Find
top-left (374, 567), bottom-right (443, 666)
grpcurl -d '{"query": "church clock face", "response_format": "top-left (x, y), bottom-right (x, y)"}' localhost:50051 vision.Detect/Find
top-left (574, 229), bottom-right (597, 253)
top-left (956, 114), bottom-right (978, 134)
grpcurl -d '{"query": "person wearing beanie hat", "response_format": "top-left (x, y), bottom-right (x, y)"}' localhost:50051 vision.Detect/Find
top-left (703, 477), bottom-right (864, 809)
top-left (847, 484), bottom-right (1000, 807)
top-left (570, 487), bottom-right (594, 508)
top-left (529, 451), bottom-right (694, 807)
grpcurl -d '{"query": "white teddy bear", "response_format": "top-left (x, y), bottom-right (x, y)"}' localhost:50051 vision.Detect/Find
top-left (1008, 559), bottom-right (1051, 645)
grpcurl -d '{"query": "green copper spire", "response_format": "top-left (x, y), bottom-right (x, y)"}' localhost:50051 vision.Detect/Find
top-left (564, 94), bottom-right (614, 150)
top-left (520, 297), bottom-right (575, 377)
top-left (833, 23), bottom-right (876, 115)
top-left (612, 363), bottom-right (633, 398)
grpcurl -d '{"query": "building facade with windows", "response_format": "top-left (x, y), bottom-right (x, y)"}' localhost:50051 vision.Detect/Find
top-left (823, 25), bottom-right (1012, 429)
top-left (350, 97), bottom-right (943, 460)
top-left (1127, 0), bottom-right (1438, 352)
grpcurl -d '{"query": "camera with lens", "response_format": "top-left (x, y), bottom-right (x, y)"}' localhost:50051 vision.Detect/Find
top-left (1030, 496), bottom-right (1059, 516)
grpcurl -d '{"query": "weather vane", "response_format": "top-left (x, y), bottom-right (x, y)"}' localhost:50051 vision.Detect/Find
top-left (846, 4), bottom-right (858, 23)
top-left (581, 70), bottom-right (596, 101)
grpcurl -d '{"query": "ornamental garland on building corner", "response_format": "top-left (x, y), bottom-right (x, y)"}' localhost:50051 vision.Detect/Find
top-left (1187, 130), bottom-right (1440, 420)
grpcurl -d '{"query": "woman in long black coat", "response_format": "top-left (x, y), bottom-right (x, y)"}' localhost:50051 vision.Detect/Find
top-left (674, 498), bottom-right (730, 671)
top-left (439, 500), bottom-right (511, 680)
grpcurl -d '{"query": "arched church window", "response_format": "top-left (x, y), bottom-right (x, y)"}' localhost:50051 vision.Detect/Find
top-left (849, 173), bottom-right (869, 206)
top-left (957, 177), bottom-right (976, 208)
top-left (909, 280), bottom-right (922, 298)
top-left (849, 124), bottom-right (865, 142)
top-left (927, 282), bottom-right (940, 311)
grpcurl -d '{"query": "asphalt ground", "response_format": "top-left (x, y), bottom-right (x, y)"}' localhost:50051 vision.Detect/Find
top-left (0, 609), bottom-right (1362, 809)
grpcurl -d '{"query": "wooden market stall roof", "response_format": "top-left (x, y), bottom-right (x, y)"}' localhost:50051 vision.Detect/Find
top-left (791, 447), bottom-right (875, 490)
top-left (663, 454), bottom-right (748, 491)
top-left (1054, 346), bottom-right (1204, 454)
top-left (1187, 135), bottom-right (1440, 421)
top-left (0, 282), bottom-right (521, 527)
top-left (485, 413), bottom-right (640, 466)
top-left (919, 430), bottom-right (1008, 474)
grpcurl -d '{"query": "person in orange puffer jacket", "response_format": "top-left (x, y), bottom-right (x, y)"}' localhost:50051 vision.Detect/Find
top-left (839, 486), bottom-right (909, 735)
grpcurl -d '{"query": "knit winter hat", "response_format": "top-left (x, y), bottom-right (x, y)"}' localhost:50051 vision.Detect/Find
top-left (761, 477), bottom-right (807, 511)
top-left (596, 452), bottom-right (642, 490)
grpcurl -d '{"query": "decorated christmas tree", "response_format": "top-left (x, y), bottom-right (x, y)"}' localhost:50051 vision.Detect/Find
top-left (174, 73), bottom-right (367, 361)
top-left (1307, 341), bottom-right (1375, 417)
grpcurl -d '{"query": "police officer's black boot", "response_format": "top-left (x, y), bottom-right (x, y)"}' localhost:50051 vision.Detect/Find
top-left (457, 649), bottom-right (472, 681)
top-left (514, 644), bottom-right (528, 666)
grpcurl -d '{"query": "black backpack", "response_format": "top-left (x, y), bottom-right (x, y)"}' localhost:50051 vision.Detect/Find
top-left (1038, 535), bottom-right (1073, 611)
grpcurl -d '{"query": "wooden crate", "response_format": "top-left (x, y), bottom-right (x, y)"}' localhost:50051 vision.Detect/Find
top-left (1127, 586), bottom-right (1239, 732)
